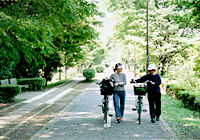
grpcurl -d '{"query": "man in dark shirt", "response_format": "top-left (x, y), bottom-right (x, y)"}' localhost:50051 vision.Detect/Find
top-left (131, 64), bottom-right (161, 123)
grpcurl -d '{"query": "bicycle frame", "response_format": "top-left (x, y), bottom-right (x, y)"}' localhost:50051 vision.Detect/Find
top-left (97, 80), bottom-right (113, 125)
top-left (132, 83), bottom-right (147, 124)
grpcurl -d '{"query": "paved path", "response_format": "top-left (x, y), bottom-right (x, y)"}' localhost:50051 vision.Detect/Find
top-left (0, 79), bottom-right (81, 128)
top-left (0, 78), bottom-right (85, 140)
top-left (0, 71), bottom-right (178, 140)
top-left (30, 79), bottom-right (178, 139)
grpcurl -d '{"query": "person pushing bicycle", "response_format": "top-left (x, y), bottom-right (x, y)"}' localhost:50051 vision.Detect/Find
top-left (130, 64), bottom-right (161, 123)
top-left (109, 63), bottom-right (127, 123)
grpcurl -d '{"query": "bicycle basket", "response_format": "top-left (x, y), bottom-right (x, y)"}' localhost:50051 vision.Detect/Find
top-left (100, 79), bottom-right (114, 95)
top-left (133, 84), bottom-right (147, 96)
top-left (100, 87), bottom-right (113, 95)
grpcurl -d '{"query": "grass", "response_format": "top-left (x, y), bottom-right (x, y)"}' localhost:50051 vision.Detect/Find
top-left (161, 94), bottom-right (200, 139)
top-left (45, 79), bottom-right (71, 88)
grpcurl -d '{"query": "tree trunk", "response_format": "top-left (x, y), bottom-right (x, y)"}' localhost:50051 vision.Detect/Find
top-left (59, 67), bottom-right (61, 81)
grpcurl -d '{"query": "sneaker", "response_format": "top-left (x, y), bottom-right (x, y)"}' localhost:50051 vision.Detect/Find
top-left (156, 117), bottom-right (160, 121)
top-left (151, 118), bottom-right (155, 123)
top-left (117, 118), bottom-right (120, 123)
top-left (120, 118), bottom-right (123, 121)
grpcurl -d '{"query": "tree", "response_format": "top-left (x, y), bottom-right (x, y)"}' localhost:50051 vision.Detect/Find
top-left (106, 0), bottom-right (199, 75)
top-left (0, 0), bottom-right (103, 81)
top-left (193, 42), bottom-right (200, 78)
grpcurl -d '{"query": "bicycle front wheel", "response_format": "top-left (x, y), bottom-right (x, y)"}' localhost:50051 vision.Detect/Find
top-left (104, 96), bottom-right (109, 123)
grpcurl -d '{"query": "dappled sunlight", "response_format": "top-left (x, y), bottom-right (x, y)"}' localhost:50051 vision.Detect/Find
top-left (88, 127), bottom-right (104, 131)
top-left (81, 123), bottom-right (93, 126)
top-left (181, 117), bottom-right (200, 128)
top-left (182, 117), bottom-right (198, 121)
top-left (183, 124), bottom-right (194, 127)
top-left (0, 114), bottom-right (21, 126)
top-left (85, 87), bottom-right (100, 91)
top-left (39, 132), bottom-right (54, 138)
top-left (34, 113), bottom-right (162, 140)
top-left (132, 134), bottom-right (140, 137)
top-left (0, 136), bottom-right (5, 139)
top-left (56, 111), bottom-right (102, 122)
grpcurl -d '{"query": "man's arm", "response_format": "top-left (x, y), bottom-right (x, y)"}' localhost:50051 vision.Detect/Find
top-left (135, 75), bottom-right (148, 83)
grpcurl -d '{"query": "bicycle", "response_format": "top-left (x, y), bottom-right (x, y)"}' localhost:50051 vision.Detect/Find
top-left (132, 83), bottom-right (147, 124)
top-left (97, 79), bottom-right (113, 124)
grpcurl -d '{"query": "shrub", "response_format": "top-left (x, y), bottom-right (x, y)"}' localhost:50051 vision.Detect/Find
top-left (105, 64), bottom-right (109, 68)
top-left (0, 85), bottom-right (21, 103)
top-left (17, 77), bottom-right (46, 91)
top-left (96, 66), bottom-right (104, 73)
top-left (83, 68), bottom-right (95, 81)
top-left (166, 84), bottom-right (200, 111)
top-left (194, 95), bottom-right (200, 111)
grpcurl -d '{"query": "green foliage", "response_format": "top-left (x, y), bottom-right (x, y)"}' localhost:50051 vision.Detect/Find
top-left (105, 64), bottom-right (109, 68)
top-left (17, 78), bottom-right (46, 91)
top-left (193, 43), bottom-right (200, 78)
top-left (0, 85), bottom-right (21, 103)
top-left (83, 68), bottom-right (95, 81)
top-left (75, 41), bottom-right (106, 69)
top-left (43, 51), bottom-right (62, 84)
top-left (166, 84), bottom-right (200, 111)
top-left (0, 0), bottom-right (102, 80)
top-left (191, 0), bottom-right (200, 24)
top-left (93, 49), bottom-right (105, 65)
top-left (177, 0), bottom-right (200, 26)
top-left (106, 0), bottom-right (198, 75)
top-left (162, 94), bottom-right (200, 139)
top-left (95, 66), bottom-right (104, 73)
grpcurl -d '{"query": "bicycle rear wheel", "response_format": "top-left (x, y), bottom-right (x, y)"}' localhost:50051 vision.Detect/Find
top-left (138, 109), bottom-right (141, 124)
top-left (138, 96), bottom-right (142, 124)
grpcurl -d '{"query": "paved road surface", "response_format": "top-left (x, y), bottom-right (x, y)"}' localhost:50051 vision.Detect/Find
top-left (0, 71), bottom-right (178, 140)
top-left (30, 81), bottom-right (177, 140)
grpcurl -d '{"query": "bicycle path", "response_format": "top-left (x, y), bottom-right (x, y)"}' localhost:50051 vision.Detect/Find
top-left (30, 75), bottom-right (178, 140)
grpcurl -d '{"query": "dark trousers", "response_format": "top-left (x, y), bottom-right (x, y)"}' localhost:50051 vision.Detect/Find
top-left (148, 92), bottom-right (161, 119)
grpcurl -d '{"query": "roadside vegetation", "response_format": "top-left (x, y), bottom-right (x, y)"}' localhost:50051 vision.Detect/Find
top-left (162, 94), bottom-right (200, 139)
top-left (0, 0), bottom-right (107, 102)
top-left (0, 0), bottom-right (106, 83)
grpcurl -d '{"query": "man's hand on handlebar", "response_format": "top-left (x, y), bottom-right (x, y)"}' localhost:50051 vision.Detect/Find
top-left (96, 82), bottom-right (101, 85)
top-left (147, 80), bottom-right (155, 84)
top-left (114, 83), bottom-right (119, 86)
